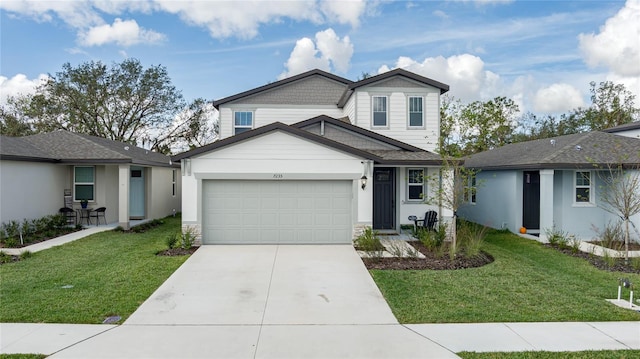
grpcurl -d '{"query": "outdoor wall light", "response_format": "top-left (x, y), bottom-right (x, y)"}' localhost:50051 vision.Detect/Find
top-left (360, 175), bottom-right (368, 190)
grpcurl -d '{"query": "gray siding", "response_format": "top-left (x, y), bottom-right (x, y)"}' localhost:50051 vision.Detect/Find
top-left (234, 76), bottom-right (347, 105)
top-left (302, 123), bottom-right (399, 151)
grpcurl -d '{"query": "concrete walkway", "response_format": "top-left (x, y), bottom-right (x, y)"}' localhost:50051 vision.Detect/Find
top-left (1, 243), bottom-right (639, 358)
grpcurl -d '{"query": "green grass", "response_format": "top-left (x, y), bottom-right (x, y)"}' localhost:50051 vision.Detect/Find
top-left (0, 355), bottom-right (47, 359)
top-left (458, 350), bottom-right (640, 359)
top-left (370, 230), bottom-right (640, 323)
top-left (0, 216), bottom-right (190, 324)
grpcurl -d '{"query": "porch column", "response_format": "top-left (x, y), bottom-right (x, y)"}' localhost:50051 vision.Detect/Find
top-left (118, 164), bottom-right (130, 230)
top-left (539, 169), bottom-right (554, 242)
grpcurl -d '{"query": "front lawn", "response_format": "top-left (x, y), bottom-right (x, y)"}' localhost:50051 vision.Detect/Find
top-left (370, 230), bottom-right (640, 323)
top-left (0, 216), bottom-right (190, 324)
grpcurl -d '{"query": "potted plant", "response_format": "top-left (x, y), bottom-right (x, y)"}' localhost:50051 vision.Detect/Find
top-left (80, 199), bottom-right (88, 209)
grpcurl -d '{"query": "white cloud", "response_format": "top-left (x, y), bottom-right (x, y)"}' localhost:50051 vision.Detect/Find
top-left (319, 0), bottom-right (366, 27)
top-left (379, 54), bottom-right (502, 103)
top-left (579, 0), bottom-right (640, 77)
top-left (533, 83), bottom-right (585, 113)
top-left (79, 18), bottom-right (165, 47)
top-left (0, 74), bottom-right (48, 105)
top-left (0, 0), bottom-right (104, 28)
top-left (153, 0), bottom-right (366, 40)
top-left (433, 10), bottom-right (449, 19)
top-left (280, 28), bottom-right (353, 79)
top-left (0, 0), bottom-right (368, 46)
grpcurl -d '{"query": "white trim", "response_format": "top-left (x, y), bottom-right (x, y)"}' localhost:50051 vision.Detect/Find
top-left (73, 165), bottom-right (95, 202)
top-left (573, 170), bottom-right (595, 206)
top-left (406, 168), bottom-right (425, 201)
top-left (371, 95), bottom-right (389, 128)
top-left (407, 95), bottom-right (425, 129)
top-left (233, 110), bottom-right (254, 135)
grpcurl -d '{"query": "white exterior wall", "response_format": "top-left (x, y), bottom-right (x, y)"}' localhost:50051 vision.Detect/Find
top-left (343, 95), bottom-right (356, 123)
top-left (148, 167), bottom-right (182, 220)
top-left (396, 167), bottom-right (447, 227)
top-left (0, 160), bottom-right (68, 224)
top-left (218, 105), bottom-right (344, 139)
top-left (353, 86), bottom-right (440, 152)
top-left (181, 131), bottom-right (369, 238)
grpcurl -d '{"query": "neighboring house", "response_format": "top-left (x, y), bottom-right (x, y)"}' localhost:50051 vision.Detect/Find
top-left (603, 121), bottom-right (640, 139)
top-left (0, 131), bottom-right (181, 228)
top-left (459, 131), bottom-right (640, 242)
top-left (173, 68), bottom-right (450, 244)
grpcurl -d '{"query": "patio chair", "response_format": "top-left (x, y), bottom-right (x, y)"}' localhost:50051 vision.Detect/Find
top-left (415, 210), bottom-right (438, 231)
top-left (89, 207), bottom-right (107, 225)
top-left (59, 207), bottom-right (77, 225)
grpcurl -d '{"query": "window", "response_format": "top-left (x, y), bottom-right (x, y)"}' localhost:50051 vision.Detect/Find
top-left (407, 168), bottom-right (425, 201)
top-left (74, 166), bottom-right (95, 201)
top-left (575, 171), bottom-right (592, 203)
top-left (234, 111), bottom-right (253, 135)
top-left (408, 96), bottom-right (423, 127)
top-left (464, 174), bottom-right (477, 204)
top-left (172, 170), bottom-right (177, 196)
top-left (372, 96), bottom-right (387, 127)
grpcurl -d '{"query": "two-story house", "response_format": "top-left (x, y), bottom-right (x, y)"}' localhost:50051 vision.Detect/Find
top-left (173, 69), bottom-right (450, 244)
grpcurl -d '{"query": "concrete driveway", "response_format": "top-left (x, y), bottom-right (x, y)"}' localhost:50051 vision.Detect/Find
top-left (51, 245), bottom-right (459, 358)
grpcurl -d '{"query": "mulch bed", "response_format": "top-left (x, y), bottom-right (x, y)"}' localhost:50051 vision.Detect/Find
top-left (0, 227), bottom-right (82, 249)
top-left (362, 241), bottom-right (494, 270)
top-left (547, 244), bottom-right (640, 274)
top-left (157, 247), bottom-right (198, 256)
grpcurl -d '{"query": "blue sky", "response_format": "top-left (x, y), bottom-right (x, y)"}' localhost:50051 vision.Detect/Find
top-left (1, 0), bottom-right (639, 116)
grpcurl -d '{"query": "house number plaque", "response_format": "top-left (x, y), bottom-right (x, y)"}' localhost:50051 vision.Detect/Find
top-left (273, 173), bottom-right (283, 179)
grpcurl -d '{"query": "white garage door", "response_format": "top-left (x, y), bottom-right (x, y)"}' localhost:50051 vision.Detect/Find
top-left (202, 180), bottom-right (353, 244)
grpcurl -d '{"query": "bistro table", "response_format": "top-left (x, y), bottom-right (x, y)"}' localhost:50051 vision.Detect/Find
top-left (77, 208), bottom-right (93, 225)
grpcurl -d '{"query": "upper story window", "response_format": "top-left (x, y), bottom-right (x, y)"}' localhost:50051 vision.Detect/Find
top-left (408, 96), bottom-right (424, 128)
top-left (372, 96), bottom-right (388, 127)
top-left (575, 171), bottom-right (593, 204)
top-left (234, 111), bottom-right (253, 135)
top-left (74, 166), bottom-right (95, 201)
top-left (407, 168), bottom-right (425, 201)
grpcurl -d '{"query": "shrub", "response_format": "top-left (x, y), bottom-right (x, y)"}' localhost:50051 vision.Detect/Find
top-left (417, 228), bottom-right (443, 251)
top-left (180, 227), bottom-right (199, 249)
top-left (166, 233), bottom-right (179, 249)
top-left (568, 234), bottom-right (581, 253)
top-left (3, 236), bottom-right (18, 248)
top-left (0, 251), bottom-right (13, 264)
top-left (592, 221), bottom-right (624, 251)
top-left (458, 221), bottom-right (487, 258)
top-left (354, 227), bottom-right (384, 258)
top-left (545, 225), bottom-right (569, 248)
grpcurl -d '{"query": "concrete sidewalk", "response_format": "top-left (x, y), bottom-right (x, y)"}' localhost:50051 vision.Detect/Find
top-left (1, 321), bottom-right (639, 357)
top-left (2, 243), bottom-right (640, 358)
top-left (0, 225), bottom-right (117, 255)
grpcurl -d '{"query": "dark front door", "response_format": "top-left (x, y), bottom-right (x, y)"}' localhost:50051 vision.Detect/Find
top-left (523, 171), bottom-right (540, 229)
top-left (373, 167), bottom-right (395, 230)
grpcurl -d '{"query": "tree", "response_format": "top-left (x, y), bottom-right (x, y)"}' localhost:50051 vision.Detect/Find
top-left (426, 158), bottom-right (480, 254)
top-left (440, 96), bottom-right (519, 156)
top-left (595, 146), bottom-right (640, 263)
top-left (1, 59), bottom-right (214, 153)
top-left (580, 81), bottom-right (639, 130)
top-left (0, 98), bottom-right (34, 137)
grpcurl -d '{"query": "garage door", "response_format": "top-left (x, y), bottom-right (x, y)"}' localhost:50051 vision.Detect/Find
top-left (202, 180), bottom-right (353, 244)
